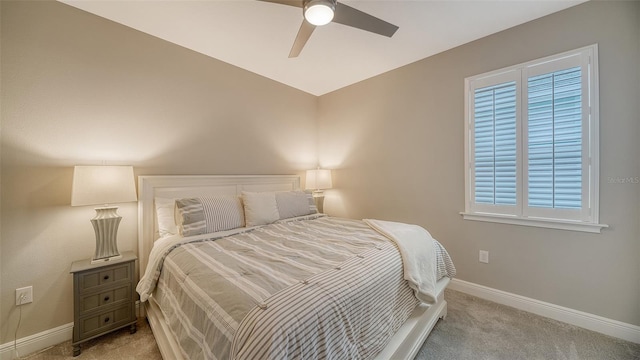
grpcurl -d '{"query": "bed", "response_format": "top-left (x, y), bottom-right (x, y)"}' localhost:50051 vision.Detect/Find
top-left (136, 175), bottom-right (454, 360)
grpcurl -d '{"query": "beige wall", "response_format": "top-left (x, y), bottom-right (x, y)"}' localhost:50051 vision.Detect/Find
top-left (0, 0), bottom-right (317, 343)
top-left (319, 1), bottom-right (640, 326)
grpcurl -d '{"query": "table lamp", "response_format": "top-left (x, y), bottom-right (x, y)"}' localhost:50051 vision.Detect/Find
top-left (305, 168), bottom-right (332, 213)
top-left (71, 166), bottom-right (137, 263)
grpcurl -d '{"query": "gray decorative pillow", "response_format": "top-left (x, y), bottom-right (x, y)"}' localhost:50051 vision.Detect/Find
top-left (174, 196), bottom-right (245, 237)
top-left (276, 191), bottom-right (318, 219)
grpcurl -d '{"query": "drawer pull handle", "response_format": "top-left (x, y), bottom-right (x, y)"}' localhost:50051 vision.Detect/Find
top-left (104, 317), bottom-right (110, 323)
top-left (103, 275), bottom-right (110, 280)
top-left (104, 296), bottom-right (110, 302)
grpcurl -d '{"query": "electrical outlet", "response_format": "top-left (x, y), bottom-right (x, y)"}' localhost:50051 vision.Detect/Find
top-left (16, 286), bottom-right (33, 305)
top-left (479, 250), bottom-right (489, 264)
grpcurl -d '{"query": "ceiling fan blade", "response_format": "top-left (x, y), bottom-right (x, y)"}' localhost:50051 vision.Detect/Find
top-left (256, 0), bottom-right (303, 8)
top-left (289, 20), bottom-right (316, 58)
top-left (333, 2), bottom-right (398, 37)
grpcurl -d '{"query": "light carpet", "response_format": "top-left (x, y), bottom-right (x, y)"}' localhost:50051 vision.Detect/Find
top-left (417, 289), bottom-right (640, 360)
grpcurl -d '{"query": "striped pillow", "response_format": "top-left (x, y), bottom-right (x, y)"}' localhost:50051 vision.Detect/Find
top-left (276, 191), bottom-right (318, 219)
top-left (174, 196), bottom-right (245, 237)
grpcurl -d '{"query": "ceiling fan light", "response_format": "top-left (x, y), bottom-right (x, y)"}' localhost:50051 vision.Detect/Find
top-left (304, 0), bottom-right (335, 26)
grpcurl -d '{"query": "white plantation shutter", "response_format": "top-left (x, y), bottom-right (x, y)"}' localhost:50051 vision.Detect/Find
top-left (527, 67), bottom-right (582, 209)
top-left (474, 82), bottom-right (517, 206)
top-left (464, 45), bottom-right (602, 231)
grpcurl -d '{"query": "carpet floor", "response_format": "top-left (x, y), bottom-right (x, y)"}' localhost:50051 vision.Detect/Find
top-left (418, 290), bottom-right (640, 360)
top-left (19, 289), bottom-right (640, 359)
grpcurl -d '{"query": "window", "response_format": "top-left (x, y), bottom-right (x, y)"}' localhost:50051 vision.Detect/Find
top-left (463, 45), bottom-right (606, 233)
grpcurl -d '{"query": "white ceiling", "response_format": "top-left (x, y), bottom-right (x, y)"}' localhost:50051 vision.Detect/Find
top-left (59, 0), bottom-right (586, 96)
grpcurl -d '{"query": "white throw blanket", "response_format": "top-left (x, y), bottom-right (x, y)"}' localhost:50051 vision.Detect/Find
top-left (364, 219), bottom-right (438, 304)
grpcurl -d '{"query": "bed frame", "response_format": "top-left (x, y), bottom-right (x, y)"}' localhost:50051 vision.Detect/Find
top-left (137, 175), bottom-right (449, 360)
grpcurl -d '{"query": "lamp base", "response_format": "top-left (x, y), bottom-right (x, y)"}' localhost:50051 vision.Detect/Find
top-left (90, 206), bottom-right (122, 262)
top-left (312, 190), bottom-right (325, 214)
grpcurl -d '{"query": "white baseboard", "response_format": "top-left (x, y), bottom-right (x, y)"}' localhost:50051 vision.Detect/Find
top-left (449, 278), bottom-right (640, 344)
top-left (0, 322), bottom-right (73, 360)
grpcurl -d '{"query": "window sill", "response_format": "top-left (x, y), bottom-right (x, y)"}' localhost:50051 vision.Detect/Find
top-left (460, 212), bottom-right (608, 233)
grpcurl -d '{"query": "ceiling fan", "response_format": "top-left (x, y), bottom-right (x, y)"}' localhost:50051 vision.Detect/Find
top-left (258, 0), bottom-right (399, 58)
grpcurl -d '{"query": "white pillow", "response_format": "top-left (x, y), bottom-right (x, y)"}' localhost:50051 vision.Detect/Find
top-left (242, 191), bottom-right (280, 227)
top-left (155, 197), bottom-right (178, 239)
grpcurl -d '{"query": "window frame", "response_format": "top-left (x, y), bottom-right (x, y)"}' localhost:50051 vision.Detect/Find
top-left (462, 44), bottom-right (607, 233)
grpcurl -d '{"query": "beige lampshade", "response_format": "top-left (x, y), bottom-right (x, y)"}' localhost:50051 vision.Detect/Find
top-left (305, 169), bottom-right (332, 190)
top-left (71, 166), bottom-right (137, 206)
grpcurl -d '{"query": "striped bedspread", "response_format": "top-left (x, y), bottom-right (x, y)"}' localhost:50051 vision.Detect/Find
top-left (142, 217), bottom-right (455, 360)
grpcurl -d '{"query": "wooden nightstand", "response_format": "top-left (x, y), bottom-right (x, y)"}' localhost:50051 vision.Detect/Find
top-left (70, 252), bottom-right (137, 356)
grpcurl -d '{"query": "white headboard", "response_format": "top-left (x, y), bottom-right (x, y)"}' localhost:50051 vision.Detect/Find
top-left (137, 175), bottom-right (300, 273)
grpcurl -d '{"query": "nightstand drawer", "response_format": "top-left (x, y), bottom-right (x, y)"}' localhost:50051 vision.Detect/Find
top-left (79, 284), bottom-right (131, 315)
top-left (78, 263), bottom-right (131, 293)
top-left (78, 304), bottom-right (134, 340)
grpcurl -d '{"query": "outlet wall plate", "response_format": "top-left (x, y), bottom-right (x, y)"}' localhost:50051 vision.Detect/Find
top-left (479, 250), bottom-right (489, 264)
top-left (16, 286), bottom-right (33, 305)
